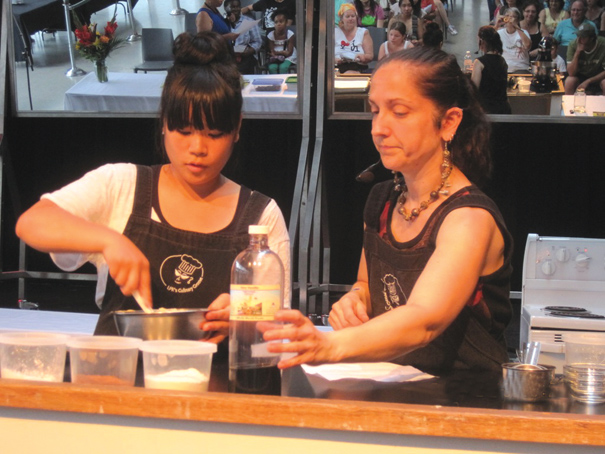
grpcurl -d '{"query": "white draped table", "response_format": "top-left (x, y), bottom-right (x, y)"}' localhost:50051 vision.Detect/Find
top-left (64, 73), bottom-right (299, 114)
top-left (562, 95), bottom-right (605, 117)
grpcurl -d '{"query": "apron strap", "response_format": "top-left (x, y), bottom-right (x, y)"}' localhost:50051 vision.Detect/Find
top-left (131, 165), bottom-right (154, 217)
top-left (233, 190), bottom-right (271, 235)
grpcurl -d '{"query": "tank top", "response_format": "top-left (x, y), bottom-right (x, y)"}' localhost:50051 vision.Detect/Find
top-left (363, 181), bottom-right (513, 374)
top-left (544, 8), bottom-right (566, 35)
top-left (199, 6), bottom-right (231, 35)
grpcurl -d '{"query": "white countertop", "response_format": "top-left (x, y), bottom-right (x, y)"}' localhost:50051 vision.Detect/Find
top-left (0, 308), bottom-right (98, 335)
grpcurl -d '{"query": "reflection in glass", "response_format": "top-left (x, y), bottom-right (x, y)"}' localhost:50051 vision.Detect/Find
top-left (330, 0), bottom-right (604, 118)
top-left (10, 0), bottom-right (302, 115)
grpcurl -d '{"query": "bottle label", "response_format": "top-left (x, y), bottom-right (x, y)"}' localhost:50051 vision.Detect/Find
top-left (230, 285), bottom-right (281, 321)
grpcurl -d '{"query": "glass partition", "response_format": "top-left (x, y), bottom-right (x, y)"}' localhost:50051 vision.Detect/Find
top-left (328, 0), bottom-right (605, 123)
top-left (8, 0), bottom-right (304, 118)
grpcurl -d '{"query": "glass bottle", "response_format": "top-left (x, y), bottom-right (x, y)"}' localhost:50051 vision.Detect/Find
top-left (463, 51), bottom-right (473, 74)
top-left (574, 88), bottom-right (586, 114)
top-left (229, 225), bottom-right (284, 395)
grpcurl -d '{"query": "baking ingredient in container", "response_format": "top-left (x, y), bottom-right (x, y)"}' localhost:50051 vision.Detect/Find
top-left (145, 368), bottom-right (209, 391)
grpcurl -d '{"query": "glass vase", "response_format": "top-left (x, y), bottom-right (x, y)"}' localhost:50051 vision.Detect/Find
top-left (94, 59), bottom-right (108, 83)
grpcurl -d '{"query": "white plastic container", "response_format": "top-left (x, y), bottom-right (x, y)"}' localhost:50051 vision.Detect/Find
top-left (67, 336), bottom-right (141, 386)
top-left (140, 340), bottom-right (216, 392)
top-left (0, 332), bottom-right (70, 382)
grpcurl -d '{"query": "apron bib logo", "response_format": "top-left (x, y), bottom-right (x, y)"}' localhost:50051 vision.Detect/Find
top-left (381, 274), bottom-right (406, 311)
top-left (160, 254), bottom-right (204, 294)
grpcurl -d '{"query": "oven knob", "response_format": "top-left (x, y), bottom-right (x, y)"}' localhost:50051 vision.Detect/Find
top-left (541, 259), bottom-right (556, 276)
top-left (575, 253), bottom-right (591, 270)
top-left (555, 247), bottom-right (570, 262)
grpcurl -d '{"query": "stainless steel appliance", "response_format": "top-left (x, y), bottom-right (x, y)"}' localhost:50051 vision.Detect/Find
top-left (521, 234), bottom-right (605, 372)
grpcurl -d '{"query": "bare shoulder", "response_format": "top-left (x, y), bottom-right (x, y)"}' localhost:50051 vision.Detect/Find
top-left (437, 206), bottom-right (505, 274)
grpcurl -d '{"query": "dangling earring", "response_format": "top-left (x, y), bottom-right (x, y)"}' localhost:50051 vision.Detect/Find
top-left (440, 139), bottom-right (453, 197)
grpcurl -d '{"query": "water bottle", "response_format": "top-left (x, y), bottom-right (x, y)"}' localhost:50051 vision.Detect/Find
top-left (229, 225), bottom-right (284, 395)
top-left (464, 51), bottom-right (473, 74)
top-left (574, 88), bottom-right (586, 114)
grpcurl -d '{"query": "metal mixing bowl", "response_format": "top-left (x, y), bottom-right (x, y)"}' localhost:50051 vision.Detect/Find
top-left (112, 309), bottom-right (213, 341)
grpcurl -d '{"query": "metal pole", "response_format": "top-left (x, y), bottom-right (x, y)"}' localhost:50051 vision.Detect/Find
top-left (63, 0), bottom-right (86, 77)
top-left (126, 0), bottom-right (141, 42)
top-left (170, 0), bottom-right (188, 16)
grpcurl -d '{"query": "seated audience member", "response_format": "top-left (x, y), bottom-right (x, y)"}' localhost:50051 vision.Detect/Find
top-left (565, 23), bottom-right (605, 93)
top-left (550, 37), bottom-right (568, 73)
top-left (540, 0), bottom-right (570, 36)
top-left (355, 0), bottom-right (386, 27)
top-left (241, 0), bottom-right (295, 32)
top-left (266, 10), bottom-right (297, 74)
top-left (472, 25), bottom-right (512, 114)
top-left (336, 0), bottom-right (354, 24)
top-left (226, 0), bottom-right (263, 74)
top-left (378, 21), bottom-right (414, 60)
top-left (495, 0), bottom-right (522, 27)
top-left (498, 8), bottom-right (532, 72)
top-left (335, 3), bottom-right (374, 73)
top-left (554, 0), bottom-right (598, 45)
top-left (586, 0), bottom-right (604, 31)
top-left (422, 21), bottom-right (444, 48)
top-left (391, 0), bottom-right (425, 45)
top-left (421, 0), bottom-right (458, 35)
top-left (520, 0), bottom-right (544, 59)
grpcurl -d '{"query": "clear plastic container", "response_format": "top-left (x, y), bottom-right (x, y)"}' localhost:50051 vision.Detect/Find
top-left (140, 340), bottom-right (216, 392)
top-left (67, 336), bottom-right (141, 386)
top-left (563, 332), bottom-right (605, 366)
top-left (0, 332), bottom-right (70, 382)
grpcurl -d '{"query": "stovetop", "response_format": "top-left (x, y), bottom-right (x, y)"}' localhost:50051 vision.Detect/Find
top-left (520, 234), bottom-right (605, 360)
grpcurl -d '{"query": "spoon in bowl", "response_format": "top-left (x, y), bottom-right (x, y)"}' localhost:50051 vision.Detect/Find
top-left (133, 290), bottom-right (153, 313)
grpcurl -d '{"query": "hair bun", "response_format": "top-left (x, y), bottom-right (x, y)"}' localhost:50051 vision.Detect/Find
top-left (173, 31), bottom-right (233, 66)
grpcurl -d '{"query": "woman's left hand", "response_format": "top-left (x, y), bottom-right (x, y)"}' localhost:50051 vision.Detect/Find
top-left (202, 293), bottom-right (230, 344)
top-left (260, 310), bottom-right (337, 369)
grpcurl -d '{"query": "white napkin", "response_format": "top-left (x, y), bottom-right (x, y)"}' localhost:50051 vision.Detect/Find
top-left (301, 362), bottom-right (434, 382)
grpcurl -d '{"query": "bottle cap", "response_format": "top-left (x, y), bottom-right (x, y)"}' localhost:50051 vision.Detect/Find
top-left (249, 225), bottom-right (269, 235)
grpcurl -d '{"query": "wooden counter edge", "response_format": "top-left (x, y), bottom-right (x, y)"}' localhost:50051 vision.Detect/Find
top-left (0, 379), bottom-right (603, 446)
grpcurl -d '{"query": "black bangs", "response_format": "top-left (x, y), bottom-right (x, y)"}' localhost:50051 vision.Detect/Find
top-left (162, 67), bottom-right (242, 133)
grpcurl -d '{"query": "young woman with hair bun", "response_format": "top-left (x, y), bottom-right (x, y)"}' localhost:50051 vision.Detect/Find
top-left (16, 32), bottom-right (290, 340)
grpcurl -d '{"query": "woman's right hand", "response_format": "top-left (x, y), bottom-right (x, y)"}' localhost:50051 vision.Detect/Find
top-left (329, 289), bottom-right (369, 330)
top-left (102, 233), bottom-right (152, 307)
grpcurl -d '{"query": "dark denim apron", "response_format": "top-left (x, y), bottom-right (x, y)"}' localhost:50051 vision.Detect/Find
top-left (364, 182), bottom-right (512, 374)
top-left (94, 165), bottom-right (270, 335)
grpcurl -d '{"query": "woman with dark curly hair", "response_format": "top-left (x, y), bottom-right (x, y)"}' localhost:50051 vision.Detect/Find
top-left (263, 47), bottom-right (513, 376)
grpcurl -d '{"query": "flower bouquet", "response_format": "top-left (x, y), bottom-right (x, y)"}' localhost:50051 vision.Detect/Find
top-left (73, 11), bottom-right (125, 82)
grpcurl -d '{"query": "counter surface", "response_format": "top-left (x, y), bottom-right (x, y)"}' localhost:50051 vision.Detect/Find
top-left (0, 310), bottom-right (604, 446)
top-left (1, 360), bottom-right (604, 446)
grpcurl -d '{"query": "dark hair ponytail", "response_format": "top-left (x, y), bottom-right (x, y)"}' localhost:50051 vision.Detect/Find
top-left (375, 47), bottom-right (492, 186)
top-left (478, 25), bottom-right (503, 55)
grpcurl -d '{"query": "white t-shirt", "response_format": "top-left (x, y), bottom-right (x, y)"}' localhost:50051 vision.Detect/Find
top-left (42, 163), bottom-right (291, 307)
top-left (498, 28), bottom-right (531, 72)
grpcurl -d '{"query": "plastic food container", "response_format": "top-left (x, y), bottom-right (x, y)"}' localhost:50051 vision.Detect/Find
top-left (67, 336), bottom-right (141, 387)
top-left (140, 340), bottom-right (217, 392)
top-left (518, 79), bottom-right (531, 93)
top-left (0, 332), bottom-right (70, 382)
top-left (563, 332), bottom-right (605, 366)
top-left (501, 363), bottom-right (556, 402)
